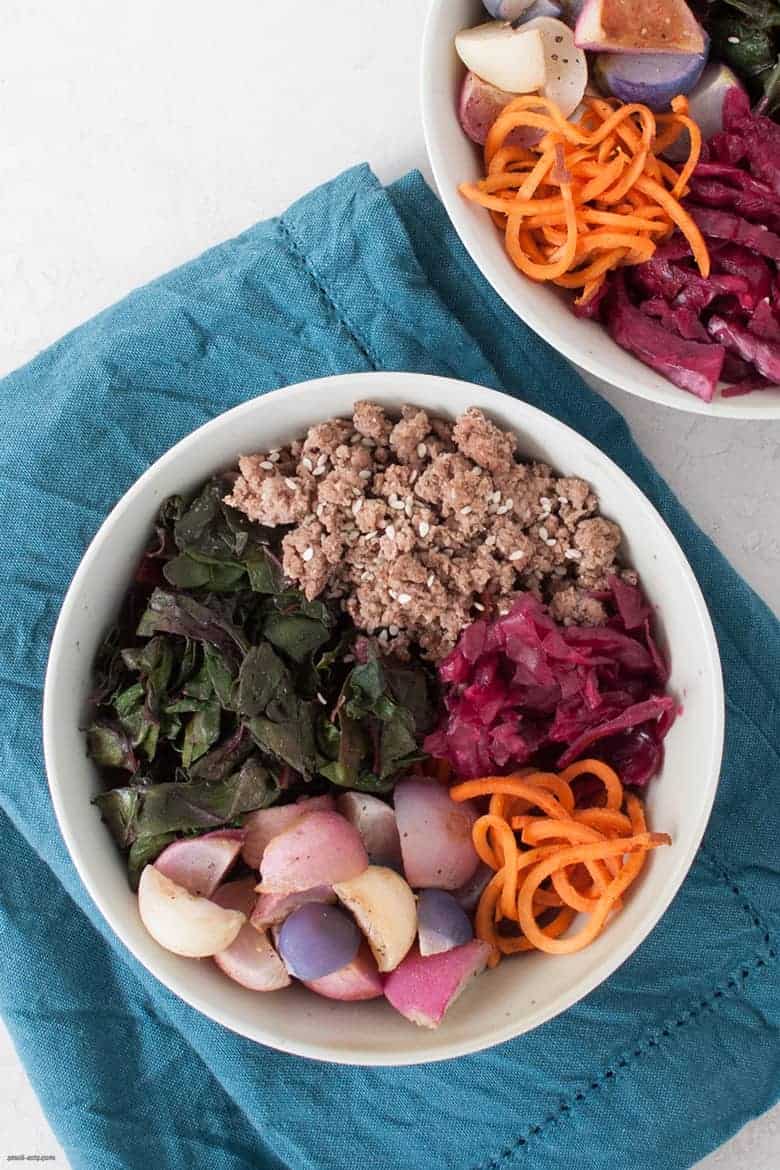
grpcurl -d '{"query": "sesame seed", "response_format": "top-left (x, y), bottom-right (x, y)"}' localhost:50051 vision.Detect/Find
top-left (285, 478), bottom-right (297, 491)
top-left (504, 499), bottom-right (513, 510)
top-left (565, 548), bottom-right (582, 561)
top-left (473, 602), bottom-right (485, 612)
top-left (557, 495), bottom-right (569, 506)
top-left (359, 468), bottom-right (372, 480)
top-left (378, 629), bottom-right (389, 643)
top-left (350, 433), bottom-right (361, 444)
top-left (417, 443), bottom-right (427, 458)
top-left (317, 451), bottom-right (328, 466)
top-left (388, 624), bottom-right (400, 636)
top-left (361, 571), bottom-right (372, 581)
top-left (315, 503), bottom-right (324, 517)
top-left (269, 450), bottom-right (280, 461)
top-left (491, 491), bottom-right (502, 503)
top-left (496, 504), bottom-right (510, 516)
top-left (313, 465), bottom-right (327, 476)
top-left (485, 533), bottom-right (496, 547)
top-left (385, 525), bottom-right (395, 541)
top-left (509, 549), bottom-right (525, 562)
top-left (460, 505), bottom-right (472, 515)
top-left (398, 593), bottom-right (412, 606)
top-left (427, 573), bottom-right (435, 588)
top-left (389, 589), bottom-right (398, 600)
top-left (302, 547), bottom-right (314, 562)
top-left (410, 469), bottom-right (418, 484)
top-left (316, 692), bottom-right (327, 706)
top-left (419, 520), bottom-right (430, 538)
top-left (390, 499), bottom-right (405, 511)
top-left (352, 498), bottom-right (363, 515)
top-left (361, 437), bottom-right (375, 448)
top-left (302, 456), bottom-right (313, 472)
top-left (260, 460), bottom-right (274, 470)
top-left (540, 496), bottom-right (552, 509)
top-left (539, 526), bottom-right (549, 541)
top-left (728, 34), bottom-right (740, 43)
top-left (546, 538), bottom-right (556, 547)
top-left (363, 530), bottom-right (377, 541)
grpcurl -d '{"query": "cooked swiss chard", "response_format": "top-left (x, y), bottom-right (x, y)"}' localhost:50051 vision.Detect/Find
top-left (87, 476), bottom-right (437, 884)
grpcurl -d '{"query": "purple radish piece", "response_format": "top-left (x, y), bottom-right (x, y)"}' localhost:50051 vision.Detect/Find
top-left (417, 890), bottom-right (474, 956)
top-left (593, 45), bottom-right (707, 112)
top-left (277, 903), bottom-right (361, 981)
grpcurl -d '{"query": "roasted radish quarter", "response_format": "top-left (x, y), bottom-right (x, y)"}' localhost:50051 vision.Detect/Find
top-left (593, 44), bottom-right (707, 110)
top-left (211, 879), bottom-right (290, 991)
top-left (241, 795), bottom-right (335, 869)
top-left (455, 21), bottom-right (546, 94)
top-left (250, 886), bottom-right (336, 930)
top-left (277, 903), bottom-right (362, 981)
top-left (417, 890), bottom-right (474, 957)
top-left (394, 778), bottom-right (479, 890)
top-left (333, 866), bottom-right (417, 974)
top-left (138, 866), bottom-right (245, 958)
top-left (303, 942), bottom-right (383, 1002)
top-left (574, 0), bottom-right (705, 54)
top-left (153, 830), bottom-right (244, 897)
top-left (336, 792), bottom-right (402, 870)
top-left (258, 811), bottom-right (368, 895)
top-left (384, 942), bottom-right (492, 1028)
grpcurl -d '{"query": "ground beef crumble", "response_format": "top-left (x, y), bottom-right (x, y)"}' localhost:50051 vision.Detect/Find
top-left (225, 403), bottom-right (631, 660)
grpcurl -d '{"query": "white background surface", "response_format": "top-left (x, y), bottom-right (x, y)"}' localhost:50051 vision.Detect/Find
top-left (0, 2), bottom-right (777, 1167)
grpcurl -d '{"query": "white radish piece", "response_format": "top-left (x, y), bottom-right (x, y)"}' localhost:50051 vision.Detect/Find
top-left (521, 16), bottom-right (587, 117)
top-left (333, 865), bottom-right (417, 973)
top-left (153, 830), bottom-right (244, 897)
top-left (304, 941), bottom-right (383, 1002)
top-left (241, 794), bottom-right (334, 869)
top-left (394, 777), bottom-right (479, 890)
top-left (138, 865), bottom-right (244, 958)
top-left (336, 791), bottom-right (402, 870)
top-left (258, 811), bottom-right (368, 895)
top-left (417, 889), bottom-right (474, 956)
top-left (211, 879), bottom-right (290, 991)
top-left (383, 941), bottom-right (492, 1028)
top-left (250, 885), bottom-right (336, 930)
top-left (455, 22), bottom-right (546, 95)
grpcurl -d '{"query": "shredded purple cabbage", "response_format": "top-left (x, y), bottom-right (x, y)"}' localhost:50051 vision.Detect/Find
top-left (425, 585), bottom-right (676, 787)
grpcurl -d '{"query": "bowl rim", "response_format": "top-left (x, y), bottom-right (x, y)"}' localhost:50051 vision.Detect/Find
top-left (42, 370), bottom-right (725, 1065)
top-left (419, 0), bottom-right (780, 421)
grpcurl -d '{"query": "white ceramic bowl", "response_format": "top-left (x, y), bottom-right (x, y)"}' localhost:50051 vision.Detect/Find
top-left (44, 372), bottom-right (723, 1064)
top-left (420, 0), bottom-right (780, 419)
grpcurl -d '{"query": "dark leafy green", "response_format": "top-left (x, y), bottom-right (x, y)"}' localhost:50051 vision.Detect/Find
top-left (88, 476), bottom-right (438, 886)
top-left (704, 1), bottom-right (780, 114)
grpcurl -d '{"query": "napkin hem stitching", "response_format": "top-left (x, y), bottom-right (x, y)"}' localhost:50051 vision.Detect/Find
top-left (475, 944), bottom-right (778, 1170)
top-left (276, 216), bottom-right (381, 371)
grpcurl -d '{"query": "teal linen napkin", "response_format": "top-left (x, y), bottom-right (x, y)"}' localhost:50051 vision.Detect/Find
top-left (1, 164), bottom-right (778, 1170)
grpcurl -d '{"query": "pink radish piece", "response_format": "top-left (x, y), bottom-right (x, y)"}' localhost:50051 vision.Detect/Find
top-left (250, 885), bottom-right (336, 930)
top-left (333, 865), bottom-right (417, 973)
top-left (258, 811), bottom-right (368, 894)
top-left (138, 865), bottom-right (245, 958)
top-left (153, 830), bottom-right (244, 897)
top-left (211, 879), bottom-right (290, 991)
top-left (383, 941), bottom-right (492, 1028)
top-left (304, 942), bottom-right (384, 1002)
top-left (459, 72), bottom-right (515, 147)
top-left (336, 791), bottom-right (402, 870)
top-left (241, 794), bottom-right (334, 869)
top-left (574, 0), bottom-right (705, 54)
top-left (394, 778), bottom-right (479, 890)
